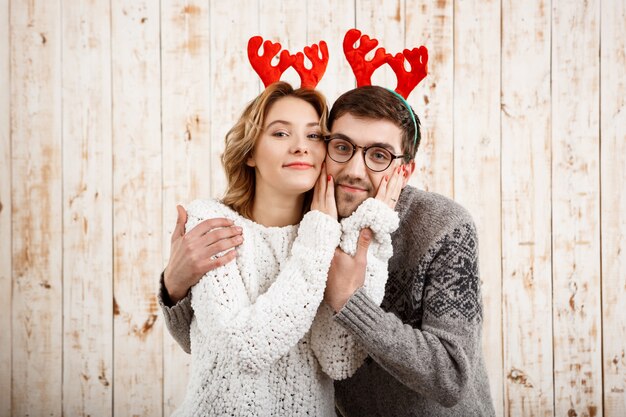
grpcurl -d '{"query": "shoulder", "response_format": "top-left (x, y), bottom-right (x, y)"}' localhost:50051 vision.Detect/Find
top-left (392, 186), bottom-right (477, 256)
top-left (184, 199), bottom-right (242, 233)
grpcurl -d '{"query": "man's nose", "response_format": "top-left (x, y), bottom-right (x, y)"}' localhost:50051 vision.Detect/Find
top-left (342, 150), bottom-right (367, 177)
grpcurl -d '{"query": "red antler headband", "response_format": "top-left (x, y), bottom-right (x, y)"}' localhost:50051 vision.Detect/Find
top-left (343, 28), bottom-right (428, 99)
top-left (247, 36), bottom-right (329, 89)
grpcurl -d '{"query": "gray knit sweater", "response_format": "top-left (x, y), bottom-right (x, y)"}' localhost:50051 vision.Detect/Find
top-left (159, 186), bottom-right (495, 416)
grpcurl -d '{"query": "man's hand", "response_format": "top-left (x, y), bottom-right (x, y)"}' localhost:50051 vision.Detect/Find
top-left (324, 228), bottom-right (373, 312)
top-left (164, 205), bottom-right (242, 303)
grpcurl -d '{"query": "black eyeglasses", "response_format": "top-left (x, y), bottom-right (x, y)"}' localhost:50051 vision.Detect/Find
top-left (324, 136), bottom-right (405, 172)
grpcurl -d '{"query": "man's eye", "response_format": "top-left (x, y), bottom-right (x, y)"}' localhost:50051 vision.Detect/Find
top-left (370, 150), bottom-right (391, 161)
top-left (336, 144), bottom-right (349, 152)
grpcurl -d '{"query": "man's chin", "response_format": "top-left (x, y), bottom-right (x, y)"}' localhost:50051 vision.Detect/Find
top-left (336, 194), bottom-right (368, 219)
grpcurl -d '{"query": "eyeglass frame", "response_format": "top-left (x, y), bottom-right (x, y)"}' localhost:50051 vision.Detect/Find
top-left (323, 135), bottom-right (406, 172)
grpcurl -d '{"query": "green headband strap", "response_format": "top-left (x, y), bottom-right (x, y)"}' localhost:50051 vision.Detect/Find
top-left (386, 89), bottom-right (418, 148)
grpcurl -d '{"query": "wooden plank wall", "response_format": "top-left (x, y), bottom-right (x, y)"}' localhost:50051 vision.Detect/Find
top-left (1, 0), bottom-right (625, 416)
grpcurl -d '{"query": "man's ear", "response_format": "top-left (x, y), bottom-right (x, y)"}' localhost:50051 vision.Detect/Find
top-left (401, 160), bottom-right (416, 187)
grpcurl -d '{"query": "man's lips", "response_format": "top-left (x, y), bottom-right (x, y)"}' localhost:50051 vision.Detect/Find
top-left (283, 162), bottom-right (314, 170)
top-left (338, 184), bottom-right (368, 193)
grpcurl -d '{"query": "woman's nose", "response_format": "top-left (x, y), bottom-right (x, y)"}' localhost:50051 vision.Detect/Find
top-left (290, 134), bottom-right (309, 154)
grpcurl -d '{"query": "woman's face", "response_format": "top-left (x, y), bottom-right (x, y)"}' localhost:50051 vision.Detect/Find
top-left (247, 96), bottom-right (326, 196)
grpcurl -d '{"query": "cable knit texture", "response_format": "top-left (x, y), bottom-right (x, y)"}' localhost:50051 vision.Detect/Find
top-left (310, 198), bottom-right (399, 380)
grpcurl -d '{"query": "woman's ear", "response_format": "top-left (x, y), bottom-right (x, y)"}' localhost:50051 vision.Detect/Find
top-left (246, 154), bottom-right (256, 167)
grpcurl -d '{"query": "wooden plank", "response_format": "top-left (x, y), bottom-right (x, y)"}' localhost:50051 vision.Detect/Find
top-left (10, 0), bottom-right (63, 415)
top-left (552, 0), bottom-right (603, 415)
top-left (452, 0), bottom-right (503, 414)
top-left (111, 2), bottom-right (163, 415)
top-left (306, 0), bottom-right (355, 105)
top-left (209, 0), bottom-right (259, 197)
top-left (160, 0), bottom-right (211, 412)
top-left (0, 0), bottom-right (11, 414)
top-left (61, 0), bottom-right (113, 415)
top-left (355, 0), bottom-right (405, 91)
top-left (405, 0), bottom-right (454, 198)
top-left (601, 0), bottom-right (626, 414)
top-left (501, 0), bottom-right (553, 415)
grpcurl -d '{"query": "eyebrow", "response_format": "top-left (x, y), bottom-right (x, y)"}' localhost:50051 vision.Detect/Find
top-left (328, 133), bottom-right (399, 153)
top-left (265, 120), bottom-right (320, 129)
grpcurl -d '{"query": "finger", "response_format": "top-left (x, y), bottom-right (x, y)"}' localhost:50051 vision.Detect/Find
top-left (202, 249), bottom-right (238, 271)
top-left (326, 173), bottom-right (335, 205)
top-left (202, 225), bottom-right (242, 247)
top-left (355, 228), bottom-right (373, 261)
top-left (320, 162), bottom-right (328, 208)
top-left (171, 205), bottom-right (188, 243)
top-left (313, 164), bottom-right (324, 205)
top-left (205, 234), bottom-right (243, 255)
top-left (387, 166), bottom-right (404, 208)
top-left (375, 174), bottom-right (389, 200)
top-left (187, 217), bottom-right (235, 239)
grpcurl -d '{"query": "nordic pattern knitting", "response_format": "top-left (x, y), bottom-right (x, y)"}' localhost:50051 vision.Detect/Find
top-left (172, 199), bottom-right (340, 417)
top-left (310, 198), bottom-right (399, 380)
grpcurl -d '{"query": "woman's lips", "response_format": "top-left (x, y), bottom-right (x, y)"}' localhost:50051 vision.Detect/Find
top-left (284, 162), bottom-right (314, 170)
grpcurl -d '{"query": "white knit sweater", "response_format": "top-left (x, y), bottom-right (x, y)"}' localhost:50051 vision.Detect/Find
top-left (172, 198), bottom-right (399, 417)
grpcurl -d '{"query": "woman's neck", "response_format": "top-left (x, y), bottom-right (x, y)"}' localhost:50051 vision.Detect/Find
top-left (250, 183), bottom-right (305, 227)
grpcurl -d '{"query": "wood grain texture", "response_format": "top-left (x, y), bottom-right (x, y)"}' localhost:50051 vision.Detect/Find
top-left (552, 0), bottom-right (603, 415)
top-left (501, 0), bottom-right (553, 415)
top-left (209, 0), bottom-right (259, 198)
top-left (0, 0), bottom-right (11, 415)
top-left (405, 0), bottom-right (454, 198)
top-left (10, 0), bottom-right (63, 415)
top-left (160, 0), bottom-right (211, 412)
top-left (61, 0), bottom-right (113, 415)
top-left (601, 0), bottom-right (626, 415)
top-left (111, 2), bottom-right (163, 415)
top-left (306, 0), bottom-right (355, 105)
top-left (453, 0), bottom-right (503, 414)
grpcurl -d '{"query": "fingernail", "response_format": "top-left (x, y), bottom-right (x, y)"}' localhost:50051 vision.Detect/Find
top-left (385, 175), bottom-right (388, 181)
top-left (327, 175), bottom-right (331, 182)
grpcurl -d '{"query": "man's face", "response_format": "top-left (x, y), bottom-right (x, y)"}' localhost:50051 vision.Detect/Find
top-left (326, 113), bottom-right (414, 218)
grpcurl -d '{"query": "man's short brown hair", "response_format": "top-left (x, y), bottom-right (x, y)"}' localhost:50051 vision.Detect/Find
top-left (328, 86), bottom-right (421, 162)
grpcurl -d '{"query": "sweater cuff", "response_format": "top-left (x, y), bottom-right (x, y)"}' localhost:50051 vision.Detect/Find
top-left (334, 287), bottom-right (385, 338)
top-left (158, 273), bottom-right (193, 324)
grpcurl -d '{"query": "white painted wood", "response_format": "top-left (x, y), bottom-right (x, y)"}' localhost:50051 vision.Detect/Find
top-left (501, 0), bottom-right (554, 415)
top-left (10, 0), bottom-right (63, 415)
top-left (209, 0), bottom-right (259, 198)
top-left (160, 0), bottom-right (211, 412)
top-left (601, 0), bottom-right (626, 415)
top-left (306, 0), bottom-right (355, 105)
top-left (355, 0), bottom-right (406, 89)
top-left (552, 0), bottom-right (603, 415)
top-left (406, 0), bottom-right (454, 199)
top-left (111, 2), bottom-right (163, 415)
top-left (0, 0), bottom-right (11, 414)
top-left (61, 0), bottom-right (113, 415)
top-left (453, 1), bottom-right (503, 415)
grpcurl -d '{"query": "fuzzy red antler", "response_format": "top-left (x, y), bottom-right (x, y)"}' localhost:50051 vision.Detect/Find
top-left (247, 36), bottom-right (296, 87)
top-left (292, 41), bottom-right (329, 89)
top-left (343, 29), bottom-right (388, 87)
top-left (386, 46), bottom-right (428, 99)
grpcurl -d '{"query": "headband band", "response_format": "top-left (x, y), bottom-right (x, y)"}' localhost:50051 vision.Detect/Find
top-left (387, 88), bottom-right (418, 148)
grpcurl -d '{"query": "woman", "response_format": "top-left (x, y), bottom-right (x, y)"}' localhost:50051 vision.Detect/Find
top-left (172, 82), bottom-right (402, 416)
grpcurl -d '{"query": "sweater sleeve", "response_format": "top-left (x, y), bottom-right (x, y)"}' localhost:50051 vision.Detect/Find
top-left (190, 207), bottom-right (341, 374)
top-left (310, 198), bottom-right (399, 380)
top-left (334, 222), bottom-right (483, 407)
top-left (158, 272), bottom-right (193, 354)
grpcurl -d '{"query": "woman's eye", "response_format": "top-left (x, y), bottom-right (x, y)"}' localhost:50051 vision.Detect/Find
top-left (272, 131), bottom-right (288, 138)
top-left (307, 133), bottom-right (322, 140)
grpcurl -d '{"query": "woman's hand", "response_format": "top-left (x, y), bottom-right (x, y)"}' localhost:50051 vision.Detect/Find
top-left (164, 205), bottom-right (242, 303)
top-left (311, 162), bottom-right (338, 219)
top-left (375, 164), bottom-right (404, 209)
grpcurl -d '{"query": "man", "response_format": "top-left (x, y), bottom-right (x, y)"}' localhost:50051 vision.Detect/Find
top-left (159, 86), bottom-right (495, 416)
